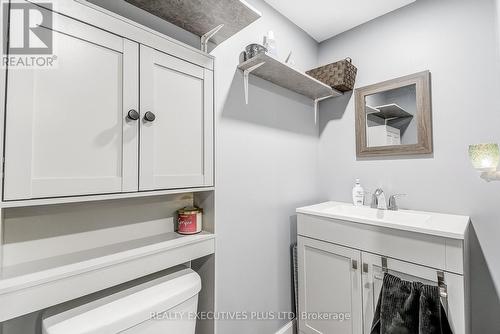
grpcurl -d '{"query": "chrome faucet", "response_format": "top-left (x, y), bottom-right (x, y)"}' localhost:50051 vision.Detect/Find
top-left (371, 188), bottom-right (387, 210)
top-left (388, 194), bottom-right (407, 211)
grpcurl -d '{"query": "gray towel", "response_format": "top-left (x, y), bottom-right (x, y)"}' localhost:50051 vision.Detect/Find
top-left (370, 273), bottom-right (453, 334)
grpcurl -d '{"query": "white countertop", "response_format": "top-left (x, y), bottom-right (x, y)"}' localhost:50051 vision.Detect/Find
top-left (296, 201), bottom-right (470, 240)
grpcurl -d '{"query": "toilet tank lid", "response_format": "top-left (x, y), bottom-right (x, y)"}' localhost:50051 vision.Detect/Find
top-left (42, 268), bottom-right (201, 334)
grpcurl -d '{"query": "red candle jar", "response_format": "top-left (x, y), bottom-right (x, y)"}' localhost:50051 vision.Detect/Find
top-left (177, 207), bottom-right (203, 235)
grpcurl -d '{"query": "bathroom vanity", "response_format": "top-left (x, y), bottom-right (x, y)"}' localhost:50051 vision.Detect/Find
top-left (296, 202), bottom-right (470, 334)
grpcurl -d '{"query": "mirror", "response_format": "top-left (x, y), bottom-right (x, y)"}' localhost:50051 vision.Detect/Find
top-left (355, 71), bottom-right (432, 157)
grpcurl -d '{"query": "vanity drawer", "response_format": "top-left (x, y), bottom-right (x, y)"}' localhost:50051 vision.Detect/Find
top-left (297, 214), bottom-right (463, 274)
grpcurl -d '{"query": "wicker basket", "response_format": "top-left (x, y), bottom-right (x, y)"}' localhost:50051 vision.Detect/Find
top-left (306, 58), bottom-right (357, 92)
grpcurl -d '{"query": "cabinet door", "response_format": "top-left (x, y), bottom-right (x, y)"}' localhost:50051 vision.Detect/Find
top-left (361, 252), bottom-right (465, 334)
top-left (139, 46), bottom-right (214, 191)
top-left (298, 236), bottom-right (363, 334)
top-left (3, 9), bottom-right (139, 200)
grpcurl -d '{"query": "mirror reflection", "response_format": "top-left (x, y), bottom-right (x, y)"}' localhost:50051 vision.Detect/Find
top-left (365, 84), bottom-right (417, 147)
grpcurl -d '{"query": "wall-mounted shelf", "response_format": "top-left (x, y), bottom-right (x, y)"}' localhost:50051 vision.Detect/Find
top-left (238, 53), bottom-right (342, 100)
top-left (238, 53), bottom-right (343, 122)
top-left (124, 0), bottom-right (261, 52)
top-left (365, 105), bottom-right (380, 114)
top-left (367, 103), bottom-right (413, 119)
top-left (0, 231), bottom-right (215, 321)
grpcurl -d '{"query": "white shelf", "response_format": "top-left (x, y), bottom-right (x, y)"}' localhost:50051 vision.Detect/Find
top-left (124, 0), bottom-right (261, 48)
top-left (238, 53), bottom-right (342, 100)
top-left (0, 232), bottom-right (215, 321)
top-left (1, 186), bottom-right (215, 209)
top-left (367, 103), bottom-right (413, 119)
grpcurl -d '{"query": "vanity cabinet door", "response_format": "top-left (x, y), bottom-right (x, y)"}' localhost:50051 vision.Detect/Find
top-left (139, 45), bottom-right (214, 191)
top-left (361, 252), bottom-right (466, 334)
top-left (298, 236), bottom-right (363, 334)
top-left (3, 9), bottom-right (139, 200)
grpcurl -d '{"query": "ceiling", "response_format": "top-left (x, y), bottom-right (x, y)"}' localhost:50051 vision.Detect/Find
top-left (263, 0), bottom-right (416, 42)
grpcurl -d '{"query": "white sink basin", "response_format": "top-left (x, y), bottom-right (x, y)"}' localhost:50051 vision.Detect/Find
top-left (322, 204), bottom-right (431, 226)
top-left (296, 201), bottom-right (469, 239)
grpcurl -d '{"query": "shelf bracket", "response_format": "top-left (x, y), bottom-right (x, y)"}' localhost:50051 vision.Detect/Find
top-left (243, 62), bottom-right (265, 104)
top-left (201, 24), bottom-right (224, 53)
top-left (313, 95), bottom-right (335, 124)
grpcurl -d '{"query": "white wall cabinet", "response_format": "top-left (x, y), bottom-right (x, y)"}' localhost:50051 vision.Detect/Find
top-left (0, 2), bottom-right (216, 333)
top-left (3, 9), bottom-right (214, 201)
top-left (140, 46), bottom-right (214, 191)
top-left (4, 10), bottom-right (140, 200)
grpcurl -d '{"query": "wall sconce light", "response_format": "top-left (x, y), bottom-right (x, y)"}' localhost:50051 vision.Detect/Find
top-left (468, 143), bottom-right (500, 182)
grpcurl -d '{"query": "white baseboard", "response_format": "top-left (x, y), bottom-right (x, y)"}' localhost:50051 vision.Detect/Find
top-left (275, 319), bottom-right (296, 334)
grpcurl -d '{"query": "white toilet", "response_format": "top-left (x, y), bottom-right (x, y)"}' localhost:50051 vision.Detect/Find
top-left (42, 268), bottom-right (201, 334)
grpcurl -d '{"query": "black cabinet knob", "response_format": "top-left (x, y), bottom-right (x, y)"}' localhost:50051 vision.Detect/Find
top-left (127, 109), bottom-right (140, 121)
top-left (144, 111), bottom-right (156, 122)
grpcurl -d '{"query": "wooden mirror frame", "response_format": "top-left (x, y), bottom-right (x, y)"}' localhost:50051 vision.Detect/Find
top-left (355, 71), bottom-right (432, 157)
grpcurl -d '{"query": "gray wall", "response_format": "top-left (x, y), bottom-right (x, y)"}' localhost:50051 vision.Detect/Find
top-left (317, 0), bottom-right (500, 331)
top-left (211, 1), bottom-right (321, 333)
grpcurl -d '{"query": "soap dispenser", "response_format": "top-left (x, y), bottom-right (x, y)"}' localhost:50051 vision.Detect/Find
top-left (352, 179), bottom-right (364, 206)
